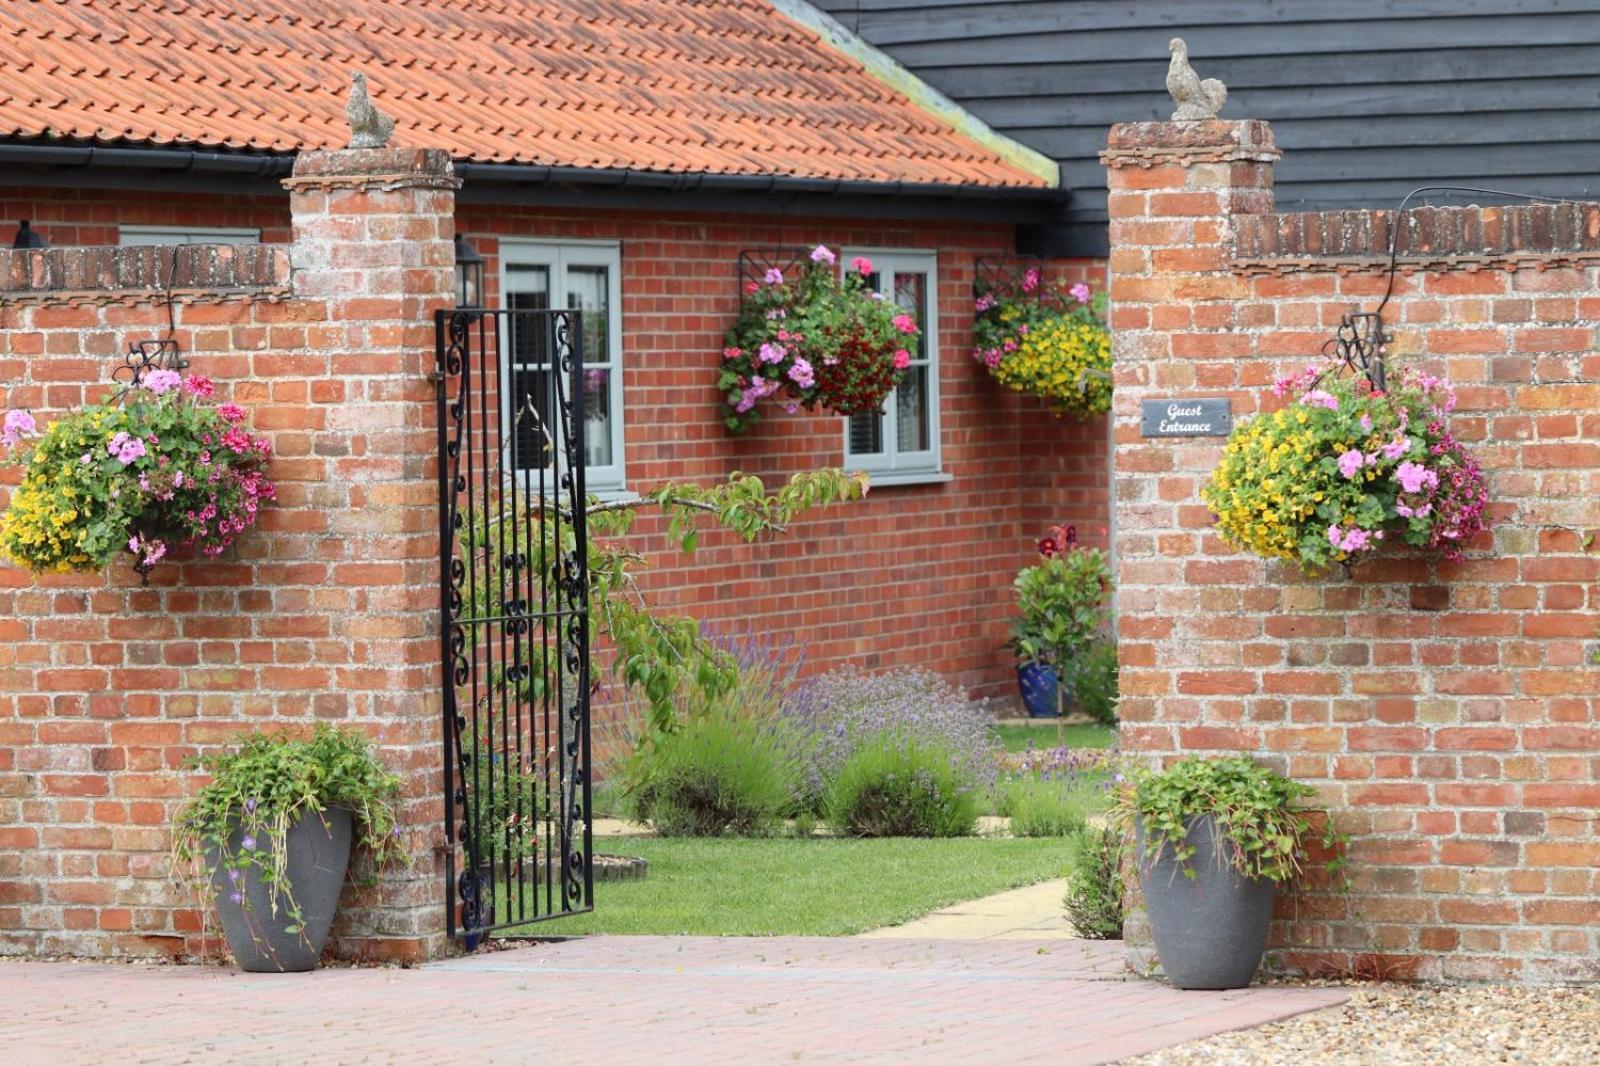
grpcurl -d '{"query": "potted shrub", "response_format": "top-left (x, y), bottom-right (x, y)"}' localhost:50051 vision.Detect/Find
top-left (972, 269), bottom-right (1111, 417)
top-left (1202, 361), bottom-right (1490, 572)
top-left (719, 245), bottom-right (916, 432)
top-left (1114, 755), bottom-right (1344, 990)
top-left (0, 371), bottom-right (274, 580)
top-left (172, 727), bottom-right (405, 973)
top-left (1008, 524), bottom-right (1111, 730)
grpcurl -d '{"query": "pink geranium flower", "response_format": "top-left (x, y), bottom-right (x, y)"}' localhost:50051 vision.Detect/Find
top-left (809, 245), bottom-right (836, 265)
top-left (850, 256), bottom-right (873, 275)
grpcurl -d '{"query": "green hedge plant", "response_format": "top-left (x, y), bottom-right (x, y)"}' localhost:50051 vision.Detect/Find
top-left (823, 731), bottom-right (979, 838)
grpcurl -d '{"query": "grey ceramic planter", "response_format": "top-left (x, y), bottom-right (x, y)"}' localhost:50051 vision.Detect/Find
top-left (1138, 813), bottom-right (1276, 990)
top-left (209, 807), bottom-right (352, 973)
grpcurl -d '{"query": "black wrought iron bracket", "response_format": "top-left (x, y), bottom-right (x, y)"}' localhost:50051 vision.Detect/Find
top-left (737, 247), bottom-right (810, 307)
top-left (974, 254), bottom-right (1046, 302)
top-left (112, 338), bottom-right (188, 389)
top-left (1332, 312), bottom-right (1389, 392)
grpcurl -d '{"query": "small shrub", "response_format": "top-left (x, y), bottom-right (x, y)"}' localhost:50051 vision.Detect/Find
top-left (787, 665), bottom-right (998, 810)
top-left (629, 712), bottom-right (802, 838)
top-left (823, 732), bottom-right (979, 838)
top-left (997, 776), bottom-right (1094, 838)
top-left (1071, 640), bottom-right (1119, 727)
top-left (1064, 825), bottom-right (1124, 939)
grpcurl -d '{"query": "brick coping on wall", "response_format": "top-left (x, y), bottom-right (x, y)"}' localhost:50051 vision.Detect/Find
top-left (0, 243), bottom-right (292, 304)
top-left (1234, 202), bottom-right (1600, 275)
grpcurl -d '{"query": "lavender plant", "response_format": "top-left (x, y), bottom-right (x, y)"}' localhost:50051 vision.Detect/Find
top-left (783, 665), bottom-right (998, 813)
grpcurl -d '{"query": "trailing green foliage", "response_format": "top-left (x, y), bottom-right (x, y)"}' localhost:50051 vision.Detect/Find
top-left (1063, 824), bottom-right (1124, 939)
top-left (822, 732), bottom-right (979, 838)
top-left (171, 727), bottom-right (404, 940)
top-left (1113, 755), bottom-right (1344, 886)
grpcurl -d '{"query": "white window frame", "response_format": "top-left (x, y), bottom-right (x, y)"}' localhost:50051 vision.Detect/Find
top-left (499, 238), bottom-right (626, 494)
top-left (118, 225), bottom-right (261, 246)
top-left (840, 248), bottom-right (944, 484)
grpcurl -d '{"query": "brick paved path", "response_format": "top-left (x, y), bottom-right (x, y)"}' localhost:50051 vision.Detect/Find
top-left (0, 937), bottom-right (1346, 1064)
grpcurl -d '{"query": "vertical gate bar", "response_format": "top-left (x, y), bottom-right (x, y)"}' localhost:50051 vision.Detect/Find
top-left (548, 309), bottom-right (565, 916)
top-left (476, 309), bottom-right (497, 932)
top-left (435, 309), bottom-right (457, 939)
top-left (538, 321), bottom-right (554, 918)
top-left (568, 308), bottom-right (593, 911)
top-left (459, 312), bottom-right (484, 934)
top-left (508, 305), bottom-right (528, 921)
top-left (492, 310), bottom-right (512, 925)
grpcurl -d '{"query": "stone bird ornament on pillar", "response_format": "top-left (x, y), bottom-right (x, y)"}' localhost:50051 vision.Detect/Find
top-left (345, 72), bottom-right (396, 149)
top-left (1166, 38), bottom-right (1228, 121)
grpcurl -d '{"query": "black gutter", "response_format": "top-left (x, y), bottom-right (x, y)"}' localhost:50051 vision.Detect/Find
top-left (0, 140), bottom-right (1070, 223)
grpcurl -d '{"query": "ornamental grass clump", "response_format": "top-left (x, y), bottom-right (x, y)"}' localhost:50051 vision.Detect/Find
top-left (0, 370), bottom-right (274, 577)
top-left (972, 269), bottom-right (1110, 417)
top-left (822, 730), bottom-right (980, 838)
top-left (719, 245), bottom-right (916, 432)
top-left (628, 665), bottom-right (807, 837)
top-left (1202, 362), bottom-right (1489, 573)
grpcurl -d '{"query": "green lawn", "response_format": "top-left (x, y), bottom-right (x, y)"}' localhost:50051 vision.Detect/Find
top-left (993, 721), bottom-right (1117, 753)
top-left (498, 835), bottom-right (1069, 938)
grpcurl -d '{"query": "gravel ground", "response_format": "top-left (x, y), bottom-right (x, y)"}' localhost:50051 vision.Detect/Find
top-left (1127, 984), bottom-right (1600, 1066)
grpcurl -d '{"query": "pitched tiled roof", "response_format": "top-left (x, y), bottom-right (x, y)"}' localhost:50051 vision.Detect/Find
top-left (0, 0), bottom-right (1052, 189)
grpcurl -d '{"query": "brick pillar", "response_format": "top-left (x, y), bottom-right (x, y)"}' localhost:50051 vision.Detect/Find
top-left (282, 148), bottom-right (459, 961)
top-left (1099, 121), bottom-right (1280, 973)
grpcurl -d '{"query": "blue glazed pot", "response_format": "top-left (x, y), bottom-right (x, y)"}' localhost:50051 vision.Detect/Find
top-left (1017, 661), bottom-right (1061, 718)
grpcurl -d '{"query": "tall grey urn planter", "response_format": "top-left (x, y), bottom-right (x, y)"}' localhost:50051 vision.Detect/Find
top-left (1138, 813), bottom-right (1277, 990)
top-left (208, 807), bottom-right (352, 973)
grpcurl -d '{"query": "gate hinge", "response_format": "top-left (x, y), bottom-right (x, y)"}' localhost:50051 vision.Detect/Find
top-left (425, 368), bottom-right (446, 384)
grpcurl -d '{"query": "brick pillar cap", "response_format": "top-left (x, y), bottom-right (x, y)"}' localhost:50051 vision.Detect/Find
top-left (284, 147), bottom-right (460, 191)
top-left (1101, 119), bottom-right (1278, 168)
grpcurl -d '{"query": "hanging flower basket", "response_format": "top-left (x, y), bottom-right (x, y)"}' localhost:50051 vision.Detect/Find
top-left (719, 245), bottom-right (916, 433)
top-left (972, 263), bottom-right (1111, 417)
top-left (1201, 363), bottom-right (1489, 573)
top-left (0, 369), bottom-right (275, 578)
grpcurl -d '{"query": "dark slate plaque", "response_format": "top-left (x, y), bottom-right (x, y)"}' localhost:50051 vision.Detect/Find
top-left (1140, 398), bottom-right (1231, 438)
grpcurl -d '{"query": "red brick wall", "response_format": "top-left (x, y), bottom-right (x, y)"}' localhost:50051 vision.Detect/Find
top-left (0, 149), bottom-right (456, 960)
top-left (1105, 119), bottom-right (1600, 983)
top-left (0, 177), bottom-right (1112, 958)
top-left (457, 206), bottom-right (1107, 733)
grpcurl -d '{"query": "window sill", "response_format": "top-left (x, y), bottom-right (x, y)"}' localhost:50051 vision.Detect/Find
top-left (858, 470), bottom-right (952, 489)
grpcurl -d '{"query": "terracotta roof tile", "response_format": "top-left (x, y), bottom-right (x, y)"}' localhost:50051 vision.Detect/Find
top-left (0, 0), bottom-right (1050, 188)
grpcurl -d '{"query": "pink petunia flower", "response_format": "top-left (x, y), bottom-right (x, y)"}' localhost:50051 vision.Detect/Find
top-left (141, 369), bottom-right (183, 395)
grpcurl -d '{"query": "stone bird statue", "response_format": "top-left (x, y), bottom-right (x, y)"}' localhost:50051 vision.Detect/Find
top-left (1166, 38), bottom-right (1227, 121)
top-left (345, 72), bottom-right (396, 149)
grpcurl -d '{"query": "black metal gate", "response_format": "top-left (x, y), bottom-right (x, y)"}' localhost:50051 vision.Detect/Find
top-left (436, 307), bottom-right (593, 942)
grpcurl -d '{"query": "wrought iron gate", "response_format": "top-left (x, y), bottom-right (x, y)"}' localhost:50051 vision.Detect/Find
top-left (436, 307), bottom-right (593, 942)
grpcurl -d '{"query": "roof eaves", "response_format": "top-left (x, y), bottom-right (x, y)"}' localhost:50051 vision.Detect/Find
top-left (765, 0), bottom-right (1063, 190)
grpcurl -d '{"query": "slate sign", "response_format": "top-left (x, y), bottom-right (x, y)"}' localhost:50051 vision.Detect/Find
top-left (1140, 398), bottom-right (1231, 438)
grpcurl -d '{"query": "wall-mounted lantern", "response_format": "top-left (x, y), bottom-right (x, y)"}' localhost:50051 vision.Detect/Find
top-left (11, 220), bottom-right (46, 250)
top-left (454, 232), bottom-right (484, 309)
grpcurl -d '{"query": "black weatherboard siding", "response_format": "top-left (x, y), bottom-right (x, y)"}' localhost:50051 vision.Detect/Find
top-left (817, 0), bottom-right (1600, 256)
